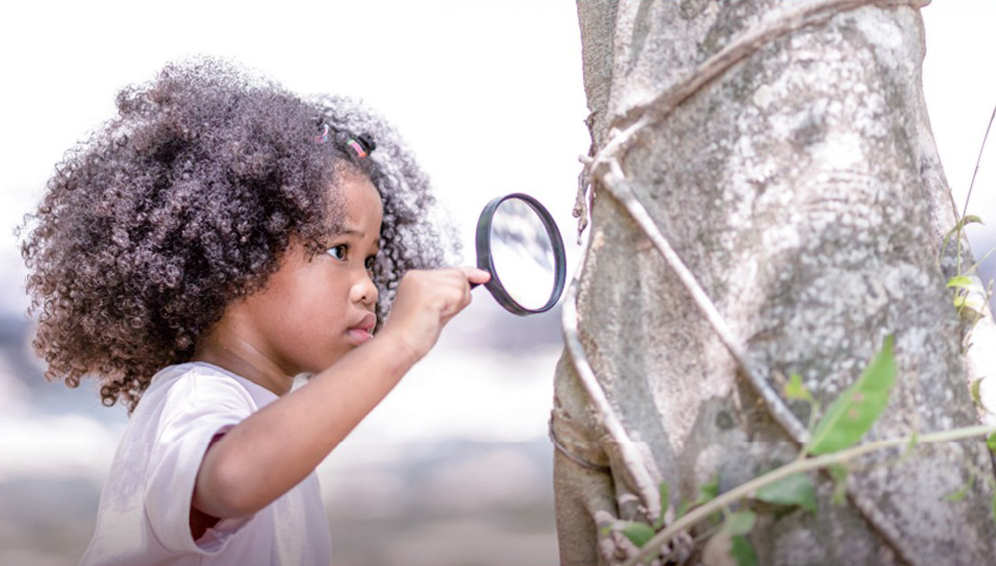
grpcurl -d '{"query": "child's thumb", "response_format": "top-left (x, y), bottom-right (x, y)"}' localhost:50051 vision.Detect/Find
top-left (462, 267), bottom-right (491, 285)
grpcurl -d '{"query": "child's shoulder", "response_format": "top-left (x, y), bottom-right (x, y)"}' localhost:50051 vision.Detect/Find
top-left (141, 362), bottom-right (277, 415)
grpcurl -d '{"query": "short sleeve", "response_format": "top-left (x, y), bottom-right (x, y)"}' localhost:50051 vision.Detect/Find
top-left (143, 371), bottom-right (256, 555)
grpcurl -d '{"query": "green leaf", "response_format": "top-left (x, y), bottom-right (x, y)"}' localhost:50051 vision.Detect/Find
top-left (754, 473), bottom-right (818, 513)
top-left (942, 215), bottom-right (984, 257)
top-left (828, 464), bottom-right (849, 505)
top-left (784, 373), bottom-right (813, 402)
top-left (907, 432), bottom-right (919, 450)
top-left (945, 476), bottom-right (974, 503)
top-left (620, 521), bottom-right (655, 548)
top-left (988, 433), bottom-right (996, 454)
top-left (655, 481), bottom-right (670, 528)
top-left (730, 535), bottom-right (759, 566)
top-left (947, 275), bottom-right (977, 289)
top-left (807, 335), bottom-right (897, 455)
top-left (722, 511), bottom-right (756, 536)
top-left (956, 214), bottom-right (984, 230)
top-left (948, 275), bottom-right (987, 315)
top-left (954, 291), bottom-right (987, 314)
top-left (678, 474), bottom-right (721, 519)
top-left (971, 379), bottom-right (984, 407)
top-left (700, 475), bottom-right (720, 502)
top-left (899, 431), bottom-right (919, 460)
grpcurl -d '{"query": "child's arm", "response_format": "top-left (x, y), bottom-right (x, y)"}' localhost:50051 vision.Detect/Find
top-left (190, 267), bottom-right (490, 520)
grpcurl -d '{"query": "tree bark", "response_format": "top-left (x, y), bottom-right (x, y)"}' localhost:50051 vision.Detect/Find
top-left (553, 1), bottom-right (996, 564)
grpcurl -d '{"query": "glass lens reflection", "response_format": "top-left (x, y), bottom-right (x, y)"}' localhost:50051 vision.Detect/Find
top-left (489, 199), bottom-right (555, 310)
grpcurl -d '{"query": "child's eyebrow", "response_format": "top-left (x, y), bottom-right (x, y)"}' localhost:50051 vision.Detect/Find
top-left (330, 228), bottom-right (365, 238)
top-left (329, 228), bottom-right (379, 251)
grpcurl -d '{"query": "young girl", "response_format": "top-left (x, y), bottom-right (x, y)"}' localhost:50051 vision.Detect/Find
top-left (20, 57), bottom-right (489, 565)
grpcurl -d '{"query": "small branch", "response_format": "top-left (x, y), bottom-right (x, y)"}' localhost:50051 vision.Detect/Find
top-left (967, 245), bottom-right (996, 276)
top-left (958, 101), bottom-right (996, 273)
top-left (622, 425), bottom-right (996, 566)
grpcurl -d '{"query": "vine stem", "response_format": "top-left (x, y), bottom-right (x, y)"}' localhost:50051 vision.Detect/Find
top-left (622, 424), bottom-right (996, 566)
top-left (968, 245), bottom-right (996, 276)
top-left (602, 161), bottom-right (810, 444)
top-left (561, 262), bottom-right (663, 521)
top-left (957, 101), bottom-right (996, 274)
top-left (583, 0), bottom-right (928, 191)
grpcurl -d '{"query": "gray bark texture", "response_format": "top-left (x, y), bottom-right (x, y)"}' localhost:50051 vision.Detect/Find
top-left (552, 1), bottom-right (996, 565)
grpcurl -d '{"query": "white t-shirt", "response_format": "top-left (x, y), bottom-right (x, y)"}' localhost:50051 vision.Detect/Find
top-left (80, 362), bottom-right (332, 566)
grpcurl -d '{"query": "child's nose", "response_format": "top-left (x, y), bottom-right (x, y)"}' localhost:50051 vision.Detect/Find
top-left (350, 271), bottom-right (378, 306)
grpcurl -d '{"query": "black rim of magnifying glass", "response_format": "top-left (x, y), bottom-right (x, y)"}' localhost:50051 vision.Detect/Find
top-left (475, 193), bottom-right (567, 316)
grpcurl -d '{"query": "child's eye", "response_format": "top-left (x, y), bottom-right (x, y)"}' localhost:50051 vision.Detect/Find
top-left (326, 244), bottom-right (348, 261)
top-left (365, 255), bottom-right (376, 271)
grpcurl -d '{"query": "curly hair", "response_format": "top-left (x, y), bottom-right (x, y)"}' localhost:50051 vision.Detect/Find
top-left (20, 57), bottom-right (452, 412)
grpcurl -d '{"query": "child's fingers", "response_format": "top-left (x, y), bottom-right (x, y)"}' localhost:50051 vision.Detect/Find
top-left (460, 267), bottom-right (491, 285)
top-left (439, 268), bottom-right (477, 318)
top-left (396, 267), bottom-right (483, 320)
top-left (384, 268), bottom-right (487, 360)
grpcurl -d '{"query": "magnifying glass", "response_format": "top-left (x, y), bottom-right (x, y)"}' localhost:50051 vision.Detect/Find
top-left (473, 193), bottom-right (567, 316)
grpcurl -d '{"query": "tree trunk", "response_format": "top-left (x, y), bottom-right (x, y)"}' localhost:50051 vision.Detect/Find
top-left (552, 1), bottom-right (996, 565)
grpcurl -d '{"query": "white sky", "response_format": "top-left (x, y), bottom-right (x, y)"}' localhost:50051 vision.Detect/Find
top-left (922, 3), bottom-right (996, 258)
top-left (0, 0), bottom-right (591, 318)
top-left (0, 1), bottom-right (993, 318)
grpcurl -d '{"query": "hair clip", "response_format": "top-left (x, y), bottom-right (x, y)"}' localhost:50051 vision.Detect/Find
top-left (315, 123), bottom-right (331, 144)
top-left (346, 134), bottom-right (376, 159)
top-left (345, 139), bottom-right (367, 158)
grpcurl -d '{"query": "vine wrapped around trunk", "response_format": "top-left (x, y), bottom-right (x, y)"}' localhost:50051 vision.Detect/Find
top-left (552, 1), bottom-right (996, 564)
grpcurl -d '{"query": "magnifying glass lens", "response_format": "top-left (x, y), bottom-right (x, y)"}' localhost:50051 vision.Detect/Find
top-left (490, 200), bottom-right (556, 310)
top-left (475, 193), bottom-right (566, 316)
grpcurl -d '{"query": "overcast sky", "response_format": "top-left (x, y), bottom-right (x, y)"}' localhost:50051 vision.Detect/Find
top-left (1, 1), bottom-right (993, 319)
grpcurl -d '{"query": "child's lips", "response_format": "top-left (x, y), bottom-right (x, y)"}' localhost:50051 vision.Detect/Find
top-left (347, 313), bottom-right (377, 345)
top-left (347, 328), bottom-right (373, 345)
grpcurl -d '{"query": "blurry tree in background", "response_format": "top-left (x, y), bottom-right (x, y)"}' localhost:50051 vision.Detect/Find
top-left (552, 1), bottom-right (996, 564)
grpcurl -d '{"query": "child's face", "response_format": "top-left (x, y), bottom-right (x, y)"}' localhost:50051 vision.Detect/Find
top-left (238, 171), bottom-right (384, 377)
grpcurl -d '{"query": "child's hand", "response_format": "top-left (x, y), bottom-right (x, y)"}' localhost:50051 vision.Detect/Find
top-left (378, 267), bottom-right (490, 363)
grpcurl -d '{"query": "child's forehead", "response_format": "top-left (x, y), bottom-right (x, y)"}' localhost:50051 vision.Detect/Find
top-left (340, 173), bottom-right (383, 212)
top-left (321, 173), bottom-right (383, 236)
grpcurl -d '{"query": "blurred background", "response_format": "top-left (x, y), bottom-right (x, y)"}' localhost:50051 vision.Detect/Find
top-left (1, 2), bottom-right (993, 565)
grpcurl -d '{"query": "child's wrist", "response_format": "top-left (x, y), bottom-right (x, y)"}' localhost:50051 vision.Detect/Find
top-left (371, 329), bottom-right (422, 369)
